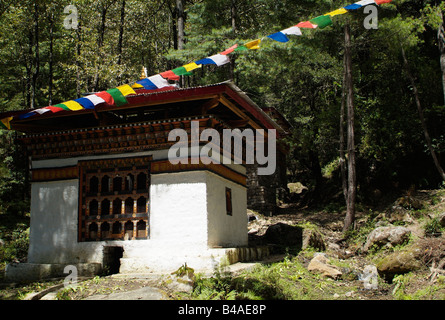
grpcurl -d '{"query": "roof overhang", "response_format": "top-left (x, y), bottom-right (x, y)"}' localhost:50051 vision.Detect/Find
top-left (1, 82), bottom-right (288, 137)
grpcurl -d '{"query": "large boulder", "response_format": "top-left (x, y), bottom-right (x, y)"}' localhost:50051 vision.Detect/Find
top-left (302, 228), bottom-right (326, 252)
top-left (376, 245), bottom-right (423, 281)
top-left (307, 253), bottom-right (342, 279)
top-left (363, 225), bottom-right (411, 252)
top-left (263, 223), bottom-right (303, 248)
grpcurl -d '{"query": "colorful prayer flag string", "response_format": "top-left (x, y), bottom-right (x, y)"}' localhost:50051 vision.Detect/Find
top-left (0, 0), bottom-right (394, 129)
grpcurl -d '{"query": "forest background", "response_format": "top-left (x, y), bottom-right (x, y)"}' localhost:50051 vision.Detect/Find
top-left (0, 0), bottom-right (445, 221)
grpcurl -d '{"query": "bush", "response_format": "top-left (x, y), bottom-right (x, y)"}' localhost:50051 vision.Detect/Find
top-left (0, 224), bottom-right (29, 263)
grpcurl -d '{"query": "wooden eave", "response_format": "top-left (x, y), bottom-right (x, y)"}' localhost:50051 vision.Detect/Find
top-left (4, 82), bottom-right (287, 137)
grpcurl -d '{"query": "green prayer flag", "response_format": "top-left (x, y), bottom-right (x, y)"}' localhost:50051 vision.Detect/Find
top-left (234, 46), bottom-right (248, 52)
top-left (54, 103), bottom-right (71, 111)
top-left (309, 15), bottom-right (333, 29)
top-left (172, 67), bottom-right (193, 76)
top-left (106, 88), bottom-right (128, 107)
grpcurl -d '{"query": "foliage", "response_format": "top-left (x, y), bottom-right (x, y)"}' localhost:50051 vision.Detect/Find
top-left (0, 1), bottom-right (444, 222)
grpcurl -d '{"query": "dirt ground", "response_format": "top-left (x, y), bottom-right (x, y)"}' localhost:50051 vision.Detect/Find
top-left (1, 190), bottom-right (445, 300)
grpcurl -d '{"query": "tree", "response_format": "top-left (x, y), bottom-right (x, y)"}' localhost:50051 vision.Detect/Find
top-left (342, 22), bottom-right (357, 232)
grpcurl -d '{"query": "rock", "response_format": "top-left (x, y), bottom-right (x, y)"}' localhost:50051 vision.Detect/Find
top-left (359, 265), bottom-right (379, 290)
top-left (263, 223), bottom-right (303, 247)
top-left (247, 210), bottom-right (258, 222)
top-left (396, 196), bottom-right (423, 210)
top-left (438, 212), bottom-right (445, 228)
top-left (302, 228), bottom-right (326, 252)
top-left (345, 291), bottom-right (354, 297)
top-left (164, 275), bottom-right (194, 294)
top-left (363, 226), bottom-right (411, 252)
top-left (376, 245), bottom-right (423, 281)
top-left (307, 253), bottom-right (342, 279)
top-left (386, 206), bottom-right (414, 224)
top-left (84, 287), bottom-right (167, 300)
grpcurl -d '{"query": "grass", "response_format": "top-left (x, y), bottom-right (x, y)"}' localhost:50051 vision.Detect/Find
top-left (186, 254), bottom-right (361, 300)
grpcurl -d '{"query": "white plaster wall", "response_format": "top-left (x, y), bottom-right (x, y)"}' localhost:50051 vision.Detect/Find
top-left (149, 171), bottom-right (208, 249)
top-left (206, 172), bottom-right (248, 248)
top-left (28, 180), bottom-right (103, 264)
top-left (27, 166), bottom-right (248, 272)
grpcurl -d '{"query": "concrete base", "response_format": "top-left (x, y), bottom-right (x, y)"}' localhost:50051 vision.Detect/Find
top-left (4, 246), bottom-right (270, 282)
top-left (119, 246), bottom-right (271, 274)
top-left (4, 262), bottom-right (102, 283)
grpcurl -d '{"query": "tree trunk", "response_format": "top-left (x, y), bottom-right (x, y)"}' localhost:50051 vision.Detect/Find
top-left (343, 24), bottom-right (356, 232)
top-left (31, 2), bottom-right (40, 109)
top-left (176, 0), bottom-right (185, 87)
top-left (94, 6), bottom-right (107, 92)
top-left (48, 9), bottom-right (54, 106)
top-left (401, 46), bottom-right (445, 182)
top-left (117, 0), bottom-right (126, 66)
top-left (438, 17), bottom-right (445, 105)
top-left (229, 0), bottom-right (237, 81)
top-left (176, 0), bottom-right (184, 50)
top-left (340, 46), bottom-right (348, 203)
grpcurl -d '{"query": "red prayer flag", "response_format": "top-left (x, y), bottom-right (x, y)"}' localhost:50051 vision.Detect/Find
top-left (375, 0), bottom-right (392, 4)
top-left (160, 70), bottom-right (180, 81)
top-left (45, 106), bottom-right (66, 113)
top-left (296, 21), bottom-right (317, 29)
top-left (95, 91), bottom-right (115, 106)
top-left (220, 44), bottom-right (238, 55)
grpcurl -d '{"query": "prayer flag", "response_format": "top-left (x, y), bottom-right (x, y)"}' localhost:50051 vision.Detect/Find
top-left (18, 112), bottom-right (37, 120)
top-left (172, 67), bottom-right (193, 76)
top-left (267, 32), bottom-right (289, 43)
top-left (234, 45), bottom-right (249, 52)
top-left (136, 78), bottom-right (158, 90)
top-left (75, 98), bottom-right (95, 110)
top-left (220, 44), bottom-right (238, 55)
top-left (35, 108), bottom-right (51, 115)
top-left (59, 100), bottom-right (84, 111)
top-left (296, 21), bottom-right (318, 29)
top-left (106, 88), bottom-right (128, 107)
top-left (196, 54), bottom-right (230, 66)
top-left (281, 26), bottom-right (302, 36)
top-left (375, 0), bottom-right (391, 4)
top-left (324, 8), bottom-right (348, 16)
top-left (183, 62), bottom-right (202, 72)
top-left (95, 91), bottom-right (115, 106)
top-left (344, 4), bottom-right (362, 10)
top-left (148, 74), bottom-right (176, 88)
top-left (160, 70), bottom-right (181, 81)
top-left (18, 108), bottom-right (51, 120)
top-left (117, 84), bottom-right (136, 97)
top-left (84, 94), bottom-right (106, 106)
top-left (357, 0), bottom-right (377, 5)
top-left (0, 116), bottom-right (13, 130)
top-left (53, 103), bottom-right (72, 111)
top-left (245, 39), bottom-right (261, 50)
top-left (132, 83), bottom-right (144, 89)
top-left (44, 106), bottom-right (66, 113)
top-left (309, 15), bottom-right (333, 29)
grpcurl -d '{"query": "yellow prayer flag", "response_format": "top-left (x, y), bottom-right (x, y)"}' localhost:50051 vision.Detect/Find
top-left (132, 83), bottom-right (144, 89)
top-left (117, 84), bottom-right (137, 96)
top-left (63, 100), bottom-right (84, 111)
top-left (0, 116), bottom-right (13, 130)
top-left (245, 39), bottom-right (261, 50)
top-left (183, 62), bottom-right (202, 72)
top-left (324, 8), bottom-right (348, 16)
